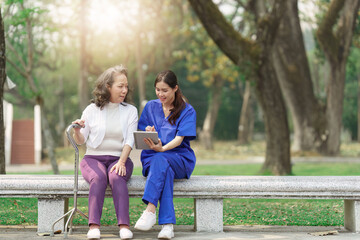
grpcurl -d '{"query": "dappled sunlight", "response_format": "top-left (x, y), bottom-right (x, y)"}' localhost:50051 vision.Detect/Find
top-left (87, 0), bottom-right (140, 33)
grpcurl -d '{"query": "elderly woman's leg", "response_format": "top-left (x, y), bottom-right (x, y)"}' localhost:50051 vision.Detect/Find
top-left (108, 158), bottom-right (133, 226)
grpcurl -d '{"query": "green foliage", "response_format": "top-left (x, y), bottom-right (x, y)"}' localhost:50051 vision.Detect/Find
top-left (214, 83), bottom-right (242, 139)
top-left (343, 47), bottom-right (360, 140)
top-left (177, 11), bottom-right (241, 88)
top-left (3, 0), bottom-right (359, 149)
top-left (171, 8), bottom-right (247, 139)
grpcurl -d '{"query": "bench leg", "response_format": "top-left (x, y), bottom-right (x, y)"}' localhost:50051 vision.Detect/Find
top-left (344, 200), bottom-right (360, 232)
top-left (37, 198), bottom-right (68, 233)
top-left (194, 198), bottom-right (223, 232)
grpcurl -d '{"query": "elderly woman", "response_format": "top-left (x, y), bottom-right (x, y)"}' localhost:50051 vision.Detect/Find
top-left (72, 65), bottom-right (138, 240)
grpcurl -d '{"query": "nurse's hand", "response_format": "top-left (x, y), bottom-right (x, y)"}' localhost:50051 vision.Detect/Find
top-left (144, 138), bottom-right (164, 152)
top-left (145, 126), bottom-right (155, 132)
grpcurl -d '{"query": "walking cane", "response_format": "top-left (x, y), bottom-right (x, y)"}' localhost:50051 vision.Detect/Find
top-left (50, 123), bottom-right (88, 238)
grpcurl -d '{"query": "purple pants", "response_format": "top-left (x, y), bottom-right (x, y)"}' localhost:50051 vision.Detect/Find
top-left (80, 155), bottom-right (133, 226)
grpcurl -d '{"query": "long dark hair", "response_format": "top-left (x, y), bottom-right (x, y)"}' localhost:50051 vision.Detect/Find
top-left (91, 65), bottom-right (131, 109)
top-left (154, 70), bottom-right (187, 125)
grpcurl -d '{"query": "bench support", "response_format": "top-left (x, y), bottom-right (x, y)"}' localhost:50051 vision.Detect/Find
top-left (194, 198), bottom-right (223, 232)
top-left (38, 198), bottom-right (68, 233)
top-left (344, 200), bottom-right (360, 232)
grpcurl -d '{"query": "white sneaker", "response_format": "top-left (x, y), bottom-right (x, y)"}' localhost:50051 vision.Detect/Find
top-left (158, 224), bottom-right (174, 239)
top-left (87, 228), bottom-right (100, 239)
top-left (134, 210), bottom-right (156, 231)
top-left (119, 228), bottom-right (133, 239)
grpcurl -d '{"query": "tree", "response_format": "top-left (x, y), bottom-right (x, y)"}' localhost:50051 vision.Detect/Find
top-left (181, 11), bottom-right (240, 149)
top-left (270, 0), bottom-right (328, 152)
top-left (4, 1), bottom-right (60, 174)
top-left (189, 0), bottom-right (291, 175)
top-left (0, 9), bottom-right (6, 174)
top-left (238, 80), bottom-right (254, 145)
top-left (316, 0), bottom-right (360, 155)
top-left (264, 0), bottom-right (359, 155)
top-left (79, 0), bottom-right (89, 111)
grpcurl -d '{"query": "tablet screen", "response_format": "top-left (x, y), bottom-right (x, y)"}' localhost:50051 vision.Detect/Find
top-left (133, 131), bottom-right (159, 149)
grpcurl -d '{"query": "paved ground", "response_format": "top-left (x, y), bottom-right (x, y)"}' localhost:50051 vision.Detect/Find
top-left (1, 225), bottom-right (360, 240)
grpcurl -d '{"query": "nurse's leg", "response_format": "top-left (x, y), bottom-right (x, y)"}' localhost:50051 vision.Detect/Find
top-left (142, 152), bottom-right (176, 206)
top-left (158, 155), bottom-right (187, 225)
top-left (80, 155), bottom-right (109, 226)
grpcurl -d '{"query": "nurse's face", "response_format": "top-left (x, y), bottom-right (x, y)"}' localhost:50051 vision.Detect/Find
top-left (108, 73), bottom-right (128, 103)
top-left (155, 81), bottom-right (178, 106)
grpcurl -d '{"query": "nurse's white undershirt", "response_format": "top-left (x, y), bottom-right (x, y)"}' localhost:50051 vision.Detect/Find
top-left (86, 102), bottom-right (124, 157)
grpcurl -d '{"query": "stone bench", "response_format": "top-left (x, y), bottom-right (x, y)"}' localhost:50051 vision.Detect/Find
top-left (1, 175), bottom-right (360, 234)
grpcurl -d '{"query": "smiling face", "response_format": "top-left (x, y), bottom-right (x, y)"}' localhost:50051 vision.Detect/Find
top-left (108, 73), bottom-right (128, 103)
top-left (155, 80), bottom-right (178, 106)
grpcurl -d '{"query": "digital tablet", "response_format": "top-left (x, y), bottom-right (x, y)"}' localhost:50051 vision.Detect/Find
top-left (133, 131), bottom-right (159, 150)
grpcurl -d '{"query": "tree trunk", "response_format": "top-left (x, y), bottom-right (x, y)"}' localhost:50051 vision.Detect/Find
top-left (199, 75), bottom-right (224, 149)
top-left (271, 0), bottom-right (327, 152)
top-left (256, 62), bottom-right (291, 175)
top-left (79, 0), bottom-right (89, 111)
top-left (316, 0), bottom-right (360, 155)
top-left (238, 80), bottom-right (253, 145)
top-left (189, 0), bottom-right (291, 175)
top-left (38, 97), bottom-right (59, 174)
top-left (358, 74), bottom-right (360, 142)
top-left (57, 77), bottom-right (66, 147)
top-left (0, 10), bottom-right (6, 174)
top-left (323, 63), bottom-right (346, 154)
top-left (5, 2), bottom-right (60, 173)
top-left (135, 34), bottom-right (146, 112)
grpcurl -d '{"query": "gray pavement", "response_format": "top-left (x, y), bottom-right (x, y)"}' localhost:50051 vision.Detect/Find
top-left (1, 225), bottom-right (360, 240)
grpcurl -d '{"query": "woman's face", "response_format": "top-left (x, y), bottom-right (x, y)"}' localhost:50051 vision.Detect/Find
top-left (155, 81), bottom-right (178, 106)
top-left (108, 73), bottom-right (128, 103)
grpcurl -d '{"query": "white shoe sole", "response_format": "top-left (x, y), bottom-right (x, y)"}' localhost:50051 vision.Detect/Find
top-left (158, 232), bottom-right (174, 239)
top-left (134, 224), bottom-right (154, 231)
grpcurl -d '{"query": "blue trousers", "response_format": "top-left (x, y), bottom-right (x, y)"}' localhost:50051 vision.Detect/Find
top-left (141, 152), bottom-right (187, 225)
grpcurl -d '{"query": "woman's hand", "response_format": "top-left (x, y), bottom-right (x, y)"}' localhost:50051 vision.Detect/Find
top-left (145, 125), bottom-right (155, 132)
top-left (144, 137), bottom-right (164, 152)
top-left (72, 119), bottom-right (85, 131)
top-left (110, 160), bottom-right (127, 176)
top-left (72, 119), bottom-right (85, 144)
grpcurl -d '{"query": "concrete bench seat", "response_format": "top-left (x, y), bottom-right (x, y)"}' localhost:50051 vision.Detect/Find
top-left (1, 175), bottom-right (360, 233)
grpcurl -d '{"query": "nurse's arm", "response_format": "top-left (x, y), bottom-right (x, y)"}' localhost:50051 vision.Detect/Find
top-left (161, 136), bottom-right (184, 152)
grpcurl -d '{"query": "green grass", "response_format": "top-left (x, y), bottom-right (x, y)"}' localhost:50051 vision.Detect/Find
top-left (2, 162), bottom-right (358, 227)
top-left (0, 197), bottom-right (344, 227)
top-left (193, 162), bottom-right (360, 176)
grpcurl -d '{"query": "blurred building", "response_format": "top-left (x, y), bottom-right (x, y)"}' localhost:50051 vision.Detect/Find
top-left (3, 77), bottom-right (42, 165)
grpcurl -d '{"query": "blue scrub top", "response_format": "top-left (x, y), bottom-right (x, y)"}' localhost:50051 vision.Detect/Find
top-left (138, 99), bottom-right (197, 178)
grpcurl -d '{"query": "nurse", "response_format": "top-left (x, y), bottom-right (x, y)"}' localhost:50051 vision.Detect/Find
top-left (134, 70), bottom-right (197, 239)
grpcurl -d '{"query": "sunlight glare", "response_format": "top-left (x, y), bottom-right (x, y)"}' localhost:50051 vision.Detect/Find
top-left (88, 0), bottom-right (140, 33)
